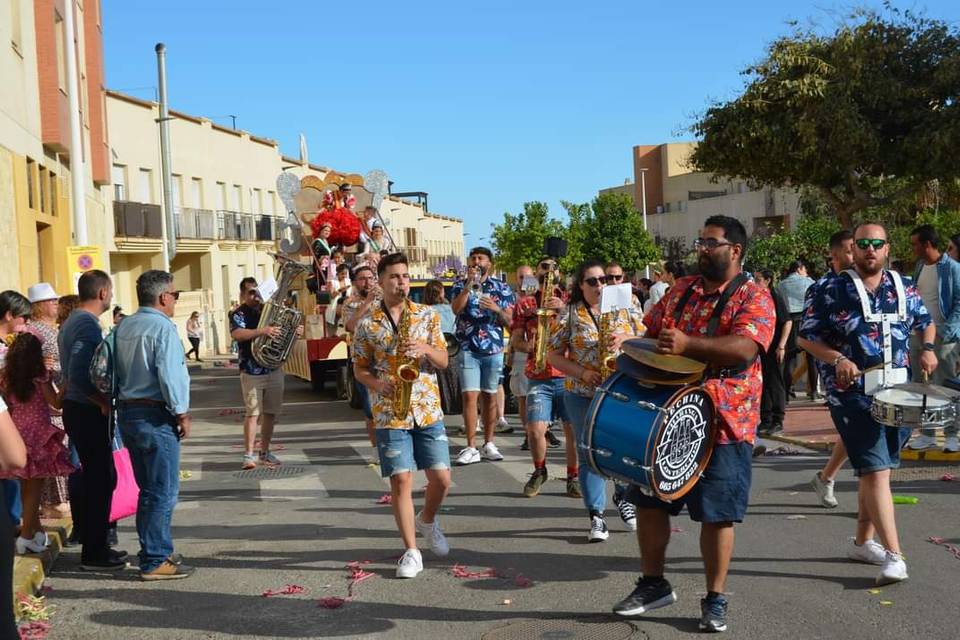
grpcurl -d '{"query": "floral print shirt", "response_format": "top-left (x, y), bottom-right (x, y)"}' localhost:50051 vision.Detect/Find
top-left (643, 275), bottom-right (775, 445)
top-left (510, 287), bottom-right (567, 380)
top-left (353, 300), bottom-right (447, 429)
top-left (799, 270), bottom-right (931, 410)
top-left (451, 277), bottom-right (515, 355)
top-left (549, 302), bottom-right (645, 397)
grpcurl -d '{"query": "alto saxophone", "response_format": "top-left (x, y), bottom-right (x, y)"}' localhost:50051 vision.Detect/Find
top-left (392, 297), bottom-right (420, 420)
top-left (252, 258), bottom-right (309, 369)
top-left (597, 309), bottom-right (619, 380)
top-left (532, 267), bottom-right (557, 372)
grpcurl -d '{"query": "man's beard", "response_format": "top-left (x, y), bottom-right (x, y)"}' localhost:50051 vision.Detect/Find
top-left (698, 253), bottom-right (730, 282)
top-left (856, 255), bottom-right (883, 276)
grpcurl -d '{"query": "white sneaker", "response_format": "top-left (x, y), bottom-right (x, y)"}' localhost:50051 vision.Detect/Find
top-left (811, 472), bottom-right (839, 508)
top-left (494, 418), bottom-right (514, 434)
top-left (415, 513), bottom-right (449, 557)
top-left (455, 447), bottom-right (480, 465)
top-left (907, 434), bottom-right (937, 450)
top-left (588, 515), bottom-right (609, 542)
top-left (847, 538), bottom-right (887, 565)
top-left (15, 531), bottom-right (48, 555)
top-left (396, 548), bottom-right (423, 579)
top-left (876, 551), bottom-right (908, 585)
top-left (944, 435), bottom-right (959, 453)
top-left (480, 441), bottom-right (504, 461)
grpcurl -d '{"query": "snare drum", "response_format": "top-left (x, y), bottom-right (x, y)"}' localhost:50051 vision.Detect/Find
top-left (585, 371), bottom-right (716, 500)
top-left (870, 385), bottom-right (958, 429)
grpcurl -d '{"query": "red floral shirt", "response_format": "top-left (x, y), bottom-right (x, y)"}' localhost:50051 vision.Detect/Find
top-left (510, 288), bottom-right (566, 380)
top-left (643, 275), bottom-right (775, 444)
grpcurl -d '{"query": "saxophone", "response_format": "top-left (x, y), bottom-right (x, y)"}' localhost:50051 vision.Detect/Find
top-left (532, 268), bottom-right (557, 372)
top-left (597, 309), bottom-right (618, 380)
top-left (392, 297), bottom-right (420, 420)
top-left (252, 258), bottom-right (310, 369)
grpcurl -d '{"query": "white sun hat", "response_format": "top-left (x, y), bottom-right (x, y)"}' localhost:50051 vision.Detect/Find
top-left (27, 282), bottom-right (59, 303)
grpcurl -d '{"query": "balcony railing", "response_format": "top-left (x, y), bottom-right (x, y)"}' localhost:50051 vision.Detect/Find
top-left (113, 200), bottom-right (163, 238)
top-left (217, 210), bottom-right (258, 241)
top-left (175, 207), bottom-right (217, 239)
top-left (115, 201), bottom-right (284, 243)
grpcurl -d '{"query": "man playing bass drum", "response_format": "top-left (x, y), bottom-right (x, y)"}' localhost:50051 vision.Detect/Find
top-left (612, 216), bottom-right (774, 634)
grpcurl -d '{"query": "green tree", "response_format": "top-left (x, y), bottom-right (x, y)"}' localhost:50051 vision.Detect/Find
top-left (490, 201), bottom-right (566, 274)
top-left (690, 7), bottom-right (960, 228)
top-left (569, 193), bottom-right (660, 274)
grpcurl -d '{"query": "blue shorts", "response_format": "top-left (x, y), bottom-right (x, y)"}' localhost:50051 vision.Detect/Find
top-left (354, 379), bottom-right (373, 420)
top-left (829, 404), bottom-right (911, 476)
top-left (626, 442), bottom-right (753, 523)
top-left (459, 350), bottom-right (504, 394)
top-left (526, 378), bottom-right (568, 424)
top-left (376, 422), bottom-right (451, 478)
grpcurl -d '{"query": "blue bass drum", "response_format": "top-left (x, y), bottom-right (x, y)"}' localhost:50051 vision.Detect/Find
top-left (585, 370), bottom-right (716, 501)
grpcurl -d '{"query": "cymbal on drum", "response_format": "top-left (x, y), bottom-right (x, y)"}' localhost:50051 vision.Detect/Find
top-left (889, 381), bottom-right (960, 401)
top-left (621, 338), bottom-right (707, 375)
top-left (615, 354), bottom-right (703, 385)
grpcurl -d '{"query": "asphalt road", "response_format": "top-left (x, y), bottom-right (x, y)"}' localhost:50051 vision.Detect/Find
top-left (43, 368), bottom-right (960, 640)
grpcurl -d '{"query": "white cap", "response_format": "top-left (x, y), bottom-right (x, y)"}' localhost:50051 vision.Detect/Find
top-left (27, 283), bottom-right (58, 303)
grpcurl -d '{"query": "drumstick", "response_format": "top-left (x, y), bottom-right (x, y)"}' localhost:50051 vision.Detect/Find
top-left (922, 370), bottom-right (929, 416)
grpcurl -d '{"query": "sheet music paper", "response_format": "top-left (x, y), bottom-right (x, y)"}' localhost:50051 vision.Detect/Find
top-left (601, 283), bottom-right (632, 314)
top-left (257, 277), bottom-right (279, 302)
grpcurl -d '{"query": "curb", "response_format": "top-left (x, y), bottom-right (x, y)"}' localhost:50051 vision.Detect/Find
top-left (13, 518), bottom-right (71, 619)
top-left (767, 434), bottom-right (960, 463)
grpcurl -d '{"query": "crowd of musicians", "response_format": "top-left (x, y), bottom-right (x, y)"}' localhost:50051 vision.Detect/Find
top-left (331, 214), bottom-right (948, 634)
top-left (0, 212), bottom-right (949, 636)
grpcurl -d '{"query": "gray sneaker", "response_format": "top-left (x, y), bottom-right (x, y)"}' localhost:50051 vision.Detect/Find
top-left (811, 472), bottom-right (838, 508)
top-left (259, 450), bottom-right (282, 466)
top-left (241, 454), bottom-right (257, 470)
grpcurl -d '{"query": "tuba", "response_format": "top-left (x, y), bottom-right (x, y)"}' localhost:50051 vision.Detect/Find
top-left (392, 297), bottom-right (420, 420)
top-left (532, 268), bottom-right (557, 372)
top-left (252, 257), bottom-right (309, 369)
top-left (597, 309), bottom-right (619, 380)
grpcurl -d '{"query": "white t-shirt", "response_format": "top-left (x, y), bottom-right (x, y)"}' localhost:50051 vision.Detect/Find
top-left (917, 263), bottom-right (945, 328)
top-left (644, 280), bottom-right (669, 314)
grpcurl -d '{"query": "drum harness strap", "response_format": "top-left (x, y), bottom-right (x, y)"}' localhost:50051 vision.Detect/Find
top-left (671, 273), bottom-right (749, 380)
top-left (843, 268), bottom-right (907, 393)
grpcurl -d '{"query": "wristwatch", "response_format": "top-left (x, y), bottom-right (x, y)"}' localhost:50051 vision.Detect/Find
top-left (922, 342), bottom-right (936, 352)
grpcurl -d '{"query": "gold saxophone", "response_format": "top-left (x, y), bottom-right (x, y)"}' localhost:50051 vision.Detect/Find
top-left (392, 297), bottom-right (420, 420)
top-left (532, 268), bottom-right (557, 372)
top-left (597, 309), bottom-right (619, 380)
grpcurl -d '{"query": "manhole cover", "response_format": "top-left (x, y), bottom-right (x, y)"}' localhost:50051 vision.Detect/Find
top-left (892, 465), bottom-right (959, 482)
top-left (481, 620), bottom-right (639, 640)
top-left (233, 465), bottom-right (307, 480)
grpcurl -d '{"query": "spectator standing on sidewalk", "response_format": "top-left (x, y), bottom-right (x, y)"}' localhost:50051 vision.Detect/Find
top-left (451, 247), bottom-right (515, 466)
top-left (185, 312), bottom-right (203, 361)
top-left (907, 224), bottom-right (960, 453)
top-left (59, 271), bottom-right (127, 571)
top-left (755, 270), bottom-right (791, 437)
top-left (778, 260), bottom-right (817, 400)
top-left (230, 277), bottom-right (285, 470)
top-left (114, 270), bottom-right (194, 581)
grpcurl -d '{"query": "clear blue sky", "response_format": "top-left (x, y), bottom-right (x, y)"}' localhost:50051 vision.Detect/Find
top-left (102, 1), bottom-right (959, 248)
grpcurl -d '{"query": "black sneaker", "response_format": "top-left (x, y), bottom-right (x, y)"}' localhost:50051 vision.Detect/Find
top-left (587, 514), bottom-right (609, 542)
top-left (613, 577), bottom-right (678, 617)
top-left (699, 594), bottom-right (728, 632)
top-left (107, 527), bottom-right (119, 547)
top-left (612, 492), bottom-right (637, 531)
top-left (523, 468), bottom-right (548, 497)
top-left (81, 556), bottom-right (129, 572)
top-left (545, 430), bottom-right (562, 448)
top-left (109, 548), bottom-right (129, 561)
top-left (520, 437), bottom-right (530, 451)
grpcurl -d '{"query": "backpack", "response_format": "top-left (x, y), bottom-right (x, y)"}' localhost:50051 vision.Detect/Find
top-left (89, 329), bottom-right (117, 395)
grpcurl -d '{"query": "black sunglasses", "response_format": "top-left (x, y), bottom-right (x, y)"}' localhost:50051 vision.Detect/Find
top-left (607, 274), bottom-right (624, 281)
top-left (539, 261), bottom-right (556, 270)
top-left (855, 238), bottom-right (887, 250)
top-left (164, 290), bottom-right (180, 301)
top-left (583, 276), bottom-right (608, 287)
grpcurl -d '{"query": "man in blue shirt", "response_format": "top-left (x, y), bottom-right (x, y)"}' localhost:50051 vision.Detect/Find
top-left (778, 260), bottom-right (818, 400)
top-left (115, 270), bottom-right (193, 581)
top-left (450, 247), bottom-right (515, 465)
top-left (800, 223), bottom-right (936, 586)
top-left (230, 277), bottom-right (285, 470)
top-left (59, 270), bottom-right (127, 571)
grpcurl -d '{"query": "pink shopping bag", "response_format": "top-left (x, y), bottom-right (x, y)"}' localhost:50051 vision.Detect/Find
top-left (109, 447), bottom-right (140, 521)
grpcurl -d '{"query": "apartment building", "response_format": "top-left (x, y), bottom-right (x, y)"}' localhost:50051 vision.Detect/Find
top-left (0, 0), bottom-right (110, 293)
top-left (598, 142), bottom-right (800, 258)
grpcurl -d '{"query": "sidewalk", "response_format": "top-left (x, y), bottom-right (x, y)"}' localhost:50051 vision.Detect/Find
top-left (13, 518), bottom-right (71, 618)
top-left (772, 398), bottom-right (960, 462)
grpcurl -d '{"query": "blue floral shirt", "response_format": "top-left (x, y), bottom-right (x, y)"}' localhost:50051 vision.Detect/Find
top-left (799, 270), bottom-right (931, 409)
top-left (451, 277), bottom-right (516, 355)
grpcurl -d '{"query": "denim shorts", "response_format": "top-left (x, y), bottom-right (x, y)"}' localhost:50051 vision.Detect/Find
top-left (828, 404), bottom-right (911, 476)
top-left (376, 422), bottom-right (451, 478)
top-left (526, 378), bottom-right (568, 424)
top-left (626, 442), bottom-right (753, 523)
top-left (459, 350), bottom-right (504, 394)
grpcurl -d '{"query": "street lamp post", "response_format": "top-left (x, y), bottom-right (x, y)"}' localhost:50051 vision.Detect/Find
top-left (640, 168), bottom-right (649, 279)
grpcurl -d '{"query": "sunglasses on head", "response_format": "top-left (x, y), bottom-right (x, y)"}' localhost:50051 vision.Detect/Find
top-left (855, 238), bottom-right (887, 250)
top-left (583, 276), bottom-right (608, 287)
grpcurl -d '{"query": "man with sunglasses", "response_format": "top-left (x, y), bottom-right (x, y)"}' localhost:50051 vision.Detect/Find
top-left (114, 270), bottom-right (193, 580)
top-left (612, 216), bottom-right (774, 633)
top-left (800, 223), bottom-right (936, 586)
top-left (230, 277), bottom-right (286, 470)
